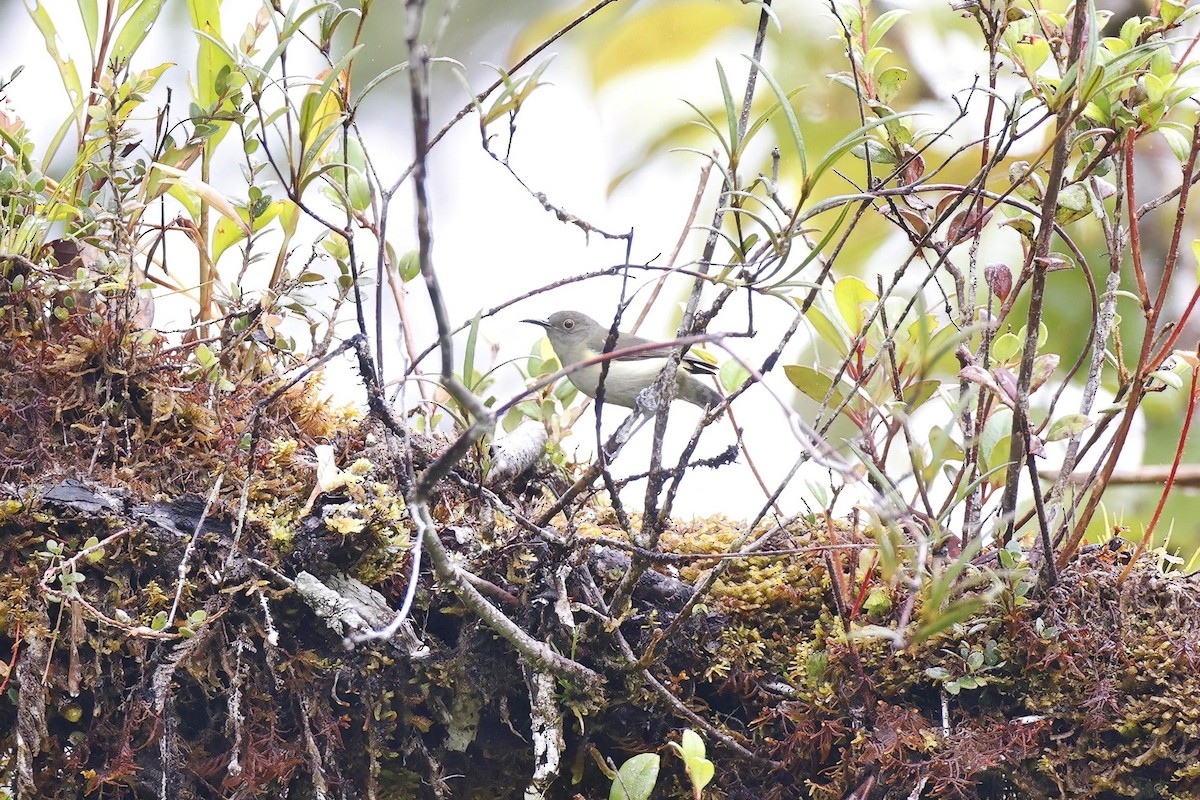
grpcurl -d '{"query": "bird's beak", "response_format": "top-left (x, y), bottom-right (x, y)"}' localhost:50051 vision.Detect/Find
top-left (521, 318), bottom-right (550, 329)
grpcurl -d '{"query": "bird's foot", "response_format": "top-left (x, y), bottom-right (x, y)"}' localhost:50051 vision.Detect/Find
top-left (634, 387), bottom-right (660, 414)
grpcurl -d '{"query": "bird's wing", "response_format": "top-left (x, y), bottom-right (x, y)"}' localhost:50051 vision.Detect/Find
top-left (681, 351), bottom-right (718, 376)
top-left (607, 335), bottom-right (717, 375)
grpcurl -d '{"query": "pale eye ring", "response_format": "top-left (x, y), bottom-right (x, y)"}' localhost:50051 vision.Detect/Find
top-left (563, 319), bottom-right (575, 330)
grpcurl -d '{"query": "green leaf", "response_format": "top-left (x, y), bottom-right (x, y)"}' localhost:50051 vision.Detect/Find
top-left (769, 202), bottom-right (851, 287)
top-left (863, 587), bottom-right (892, 616)
top-left (980, 407), bottom-right (1014, 472)
top-left (354, 62), bottom-right (410, 108)
top-left (553, 377), bottom-right (576, 406)
top-left (850, 139), bottom-right (897, 164)
top-left (463, 312), bottom-right (482, 392)
top-left (83, 535), bottom-right (105, 563)
top-left (195, 343), bottom-right (216, 368)
top-left (748, 56), bottom-right (807, 180)
top-left (188, 0), bottom-right (237, 148)
top-left (150, 611), bottom-right (169, 631)
top-left (610, 753), bottom-right (660, 800)
top-left (669, 729), bottom-right (714, 794)
top-left (1015, 321), bottom-right (1049, 349)
top-left (912, 594), bottom-right (986, 644)
top-left (719, 359), bottom-right (750, 394)
top-left (803, 304), bottom-right (846, 349)
top-left (298, 61), bottom-right (355, 178)
top-left (903, 379), bottom-right (940, 411)
top-left (862, 46), bottom-right (891, 77)
top-left (341, 137), bottom-right (372, 211)
top-left (483, 61), bottom-right (552, 124)
top-left (25, 2), bottom-right (85, 128)
top-left (1047, 413), bottom-right (1091, 441)
top-left (876, 66), bottom-right (908, 105)
top-left (715, 61), bottom-right (739, 159)
top-left (1058, 184), bottom-right (1089, 213)
top-left (868, 9), bottom-right (909, 48)
top-left (78, 0), bottom-right (99, 51)
top-left (808, 110), bottom-right (912, 188)
top-left (113, 0), bottom-right (168, 61)
top-left (587, 2), bottom-right (742, 88)
top-left (784, 365), bottom-right (845, 408)
top-left (396, 249), bottom-right (421, 283)
top-left (211, 209), bottom-right (250, 266)
top-left (834, 275), bottom-right (877, 335)
top-left (1013, 36), bottom-right (1050, 75)
top-left (151, 163), bottom-right (250, 236)
top-left (1161, 125), bottom-right (1193, 162)
top-left (1029, 353), bottom-right (1059, 391)
top-left (991, 332), bottom-right (1021, 363)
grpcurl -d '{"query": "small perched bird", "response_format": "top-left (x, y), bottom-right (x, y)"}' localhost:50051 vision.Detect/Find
top-left (523, 310), bottom-right (721, 410)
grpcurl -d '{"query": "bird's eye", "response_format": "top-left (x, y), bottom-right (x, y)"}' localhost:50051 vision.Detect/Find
top-left (563, 319), bottom-right (575, 330)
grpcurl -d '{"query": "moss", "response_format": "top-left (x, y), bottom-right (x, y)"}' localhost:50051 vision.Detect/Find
top-left (7, 271), bottom-right (1200, 798)
top-left (571, 508), bottom-right (1200, 798)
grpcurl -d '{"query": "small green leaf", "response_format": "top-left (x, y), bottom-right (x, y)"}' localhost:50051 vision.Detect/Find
top-left (862, 46), bottom-right (891, 76)
top-left (876, 66), bottom-right (908, 105)
top-left (903, 379), bottom-right (940, 411)
top-left (928, 426), bottom-right (963, 463)
top-left (980, 407), bottom-right (1014, 472)
top-left (1047, 414), bottom-right (1092, 441)
top-left (784, 365), bottom-right (845, 408)
top-left (150, 611), bottom-right (169, 631)
top-left (863, 587), bottom-right (892, 616)
top-left (1163, 125), bottom-right (1194, 162)
top-left (83, 535), bottom-right (105, 563)
top-left (669, 729), bottom-right (714, 794)
top-left (803, 305), bottom-right (847, 349)
top-left (912, 595), bottom-right (987, 644)
top-left (195, 343), bottom-right (215, 368)
top-left (396, 249), bottom-right (420, 283)
top-left (850, 138), bottom-right (897, 164)
top-left (991, 332), bottom-right (1020, 363)
top-left (719, 360), bottom-right (750, 394)
top-left (868, 9), bottom-right (908, 48)
top-left (1013, 36), bottom-right (1050, 74)
top-left (1029, 353), bottom-right (1059, 391)
top-left (113, 0), bottom-right (168, 60)
top-left (833, 276), bottom-right (877, 334)
top-left (553, 378), bottom-right (577, 406)
top-left (610, 753), bottom-right (660, 800)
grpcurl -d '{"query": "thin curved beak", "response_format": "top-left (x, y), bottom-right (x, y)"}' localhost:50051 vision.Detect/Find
top-left (521, 318), bottom-right (549, 329)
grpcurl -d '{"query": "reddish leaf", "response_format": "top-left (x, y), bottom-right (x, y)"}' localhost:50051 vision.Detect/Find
top-left (985, 262), bottom-right (1013, 301)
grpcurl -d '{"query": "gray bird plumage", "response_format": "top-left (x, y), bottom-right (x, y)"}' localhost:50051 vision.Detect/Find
top-left (523, 310), bottom-right (721, 410)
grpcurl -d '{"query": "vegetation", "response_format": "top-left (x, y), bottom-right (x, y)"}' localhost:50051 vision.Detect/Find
top-left (3, 0), bottom-right (1200, 798)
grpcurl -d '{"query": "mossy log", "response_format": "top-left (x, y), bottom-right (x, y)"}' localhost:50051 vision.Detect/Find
top-left (2, 313), bottom-right (1198, 799)
top-left (1, 467), bottom-right (1198, 799)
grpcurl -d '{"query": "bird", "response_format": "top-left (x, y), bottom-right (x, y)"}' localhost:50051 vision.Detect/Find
top-left (523, 310), bottom-right (721, 410)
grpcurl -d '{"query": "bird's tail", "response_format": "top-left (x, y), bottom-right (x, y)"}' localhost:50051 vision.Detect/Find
top-left (678, 375), bottom-right (722, 410)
